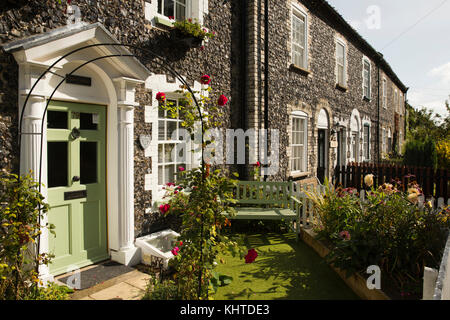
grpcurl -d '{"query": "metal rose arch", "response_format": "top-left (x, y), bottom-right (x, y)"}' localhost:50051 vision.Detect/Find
top-left (17, 42), bottom-right (208, 298)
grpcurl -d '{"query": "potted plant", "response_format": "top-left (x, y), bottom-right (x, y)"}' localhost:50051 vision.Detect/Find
top-left (173, 18), bottom-right (216, 47)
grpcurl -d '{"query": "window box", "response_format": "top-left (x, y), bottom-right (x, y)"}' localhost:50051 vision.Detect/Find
top-left (289, 64), bottom-right (310, 76)
top-left (171, 29), bottom-right (203, 47)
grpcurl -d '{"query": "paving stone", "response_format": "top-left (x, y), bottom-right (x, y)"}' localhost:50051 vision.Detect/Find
top-left (124, 272), bottom-right (152, 291)
top-left (89, 282), bottom-right (144, 300)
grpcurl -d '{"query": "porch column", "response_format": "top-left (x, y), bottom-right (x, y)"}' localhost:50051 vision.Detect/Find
top-left (20, 93), bottom-right (54, 284)
top-left (110, 77), bottom-right (143, 266)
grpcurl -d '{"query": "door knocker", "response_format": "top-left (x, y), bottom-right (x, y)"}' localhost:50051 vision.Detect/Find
top-left (70, 127), bottom-right (81, 140)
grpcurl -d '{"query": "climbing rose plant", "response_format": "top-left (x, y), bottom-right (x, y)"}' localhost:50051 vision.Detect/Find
top-left (155, 76), bottom-right (245, 300)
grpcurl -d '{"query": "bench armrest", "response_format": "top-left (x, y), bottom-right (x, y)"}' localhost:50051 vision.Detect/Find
top-left (290, 196), bottom-right (302, 205)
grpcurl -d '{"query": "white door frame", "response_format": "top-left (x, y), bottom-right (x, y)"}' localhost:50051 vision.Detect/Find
top-left (3, 23), bottom-right (151, 282)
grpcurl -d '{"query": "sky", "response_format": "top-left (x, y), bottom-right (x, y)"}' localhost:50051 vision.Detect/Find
top-left (327, 0), bottom-right (450, 119)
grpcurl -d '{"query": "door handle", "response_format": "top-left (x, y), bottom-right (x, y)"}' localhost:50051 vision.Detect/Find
top-left (72, 176), bottom-right (80, 182)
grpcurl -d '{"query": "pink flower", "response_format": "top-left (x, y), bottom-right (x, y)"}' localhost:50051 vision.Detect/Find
top-left (171, 248), bottom-right (178, 256)
top-left (244, 249), bottom-right (258, 264)
top-left (179, 241), bottom-right (183, 246)
top-left (253, 161), bottom-right (261, 167)
top-left (200, 74), bottom-right (211, 85)
top-left (200, 45), bottom-right (205, 51)
top-left (339, 231), bottom-right (351, 241)
top-left (178, 166), bottom-right (185, 172)
top-left (168, 16), bottom-right (174, 20)
top-left (156, 92), bottom-right (166, 102)
top-left (166, 182), bottom-right (175, 187)
top-left (218, 95), bottom-right (228, 106)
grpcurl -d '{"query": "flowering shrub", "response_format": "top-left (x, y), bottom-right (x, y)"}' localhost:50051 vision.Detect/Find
top-left (150, 76), bottom-right (245, 300)
top-left (308, 177), bottom-right (450, 296)
top-left (436, 139), bottom-right (450, 169)
top-left (0, 172), bottom-right (70, 300)
top-left (173, 18), bottom-right (216, 41)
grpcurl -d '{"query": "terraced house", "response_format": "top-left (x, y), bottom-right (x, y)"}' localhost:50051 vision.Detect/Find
top-left (0, 0), bottom-right (407, 282)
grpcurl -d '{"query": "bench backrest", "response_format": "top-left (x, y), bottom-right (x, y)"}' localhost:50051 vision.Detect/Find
top-left (235, 181), bottom-right (294, 207)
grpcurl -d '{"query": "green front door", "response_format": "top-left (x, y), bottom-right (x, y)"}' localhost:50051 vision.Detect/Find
top-left (47, 101), bottom-right (108, 275)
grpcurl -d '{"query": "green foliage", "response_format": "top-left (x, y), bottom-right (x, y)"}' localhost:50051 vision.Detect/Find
top-left (173, 18), bottom-right (215, 41)
top-left (142, 277), bottom-right (181, 300)
top-left (0, 172), bottom-right (57, 300)
top-left (308, 180), bottom-right (450, 294)
top-left (406, 102), bottom-right (449, 142)
top-left (162, 167), bottom-right (243, 300)
top-left (24, 283), bottom-right (72, 300)
top-left (403, 136), bottom-right (437, 168)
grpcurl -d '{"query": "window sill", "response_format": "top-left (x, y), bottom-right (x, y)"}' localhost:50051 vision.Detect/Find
top-left (363, 96), bottom-right (371, 102)
top-left (335, 83), bottom-right (348, 92)
top-left (290, 171), bottom-right (310, 179)
top-left (289, 64), bottom-right (311, 77)
top-left (155, 16), bottom-right (175, 28)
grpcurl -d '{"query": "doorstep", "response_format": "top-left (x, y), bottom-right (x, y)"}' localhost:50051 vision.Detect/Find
top-left (69, 269), bottom-right (151, 300)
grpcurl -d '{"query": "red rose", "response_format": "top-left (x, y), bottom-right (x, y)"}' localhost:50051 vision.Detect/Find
top-left (244, 248), bottom-right (258, 264)
top-left (200, 74), bottom-right (211, 85)
top-left (254, 161), bottom-right (261, 167)
top-left (156, 92), bottom-right (166, 102)
top-left (218, 95), bottom-right (228, 106)
top-left (159, 203), bottom-right (170, 214)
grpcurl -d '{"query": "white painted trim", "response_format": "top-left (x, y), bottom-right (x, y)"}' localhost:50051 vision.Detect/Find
top-left (9, 23), bottom-right (151, 279)
top-left (335, 36), bottom-right (347, 86)
top-left (145, 74), bottom-right (203, 205)
top-left (290, 3), bottom-right (308, 69)
top-left (362, 55), bottom-right (372, 100)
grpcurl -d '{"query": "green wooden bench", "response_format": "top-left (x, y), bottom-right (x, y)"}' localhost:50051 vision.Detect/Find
top-left (223, 181), bottom-right (302, 237)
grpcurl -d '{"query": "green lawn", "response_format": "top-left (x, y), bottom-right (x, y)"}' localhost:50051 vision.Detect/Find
top-left (214, 232), bottom-right (359, 300)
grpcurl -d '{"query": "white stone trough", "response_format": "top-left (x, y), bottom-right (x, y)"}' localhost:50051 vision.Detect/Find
top-left (135, 229), bottom-right (180, 270)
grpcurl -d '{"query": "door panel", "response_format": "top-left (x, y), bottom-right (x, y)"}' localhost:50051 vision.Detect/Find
top-left (317, 129), bottom-right (327, 184)
top-left (47, 101), bottom-right (108, 275)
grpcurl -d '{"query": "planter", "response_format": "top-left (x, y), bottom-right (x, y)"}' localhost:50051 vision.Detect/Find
top-left (171, 29), bottom-right (204, 48)
top-left (300, 228), bottom-right (391, 300)
top-left (136, 229), bottom-right (180, 270)
top-left (179, 36), bottom-right (203, 47)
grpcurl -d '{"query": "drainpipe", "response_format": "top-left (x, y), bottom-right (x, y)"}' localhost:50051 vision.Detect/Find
top-left (263, 0), bottom-right (269, 181)
top-left (376, 57), bottom-right (381, 164)
top-left (240, 0), bottom-right (248, 180)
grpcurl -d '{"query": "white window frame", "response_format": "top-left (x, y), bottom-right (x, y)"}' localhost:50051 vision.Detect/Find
top-left (336, 39), bottom-right (347, 86)
top-left (382, 78), bottom-right (387, 109)
top-left (291, 5), bottom-right (308, 69)
top-left (157, 0), bottom-right (189, 21)
top-left (362, 56), bottom-right (371, 99)
top-left (157, 96), bottom-right (188, 186)
top-left (382, 127), bottom-right (386, 157)
top-left (145, 0), bottom-right (208, 26)
top-left (290, 111), bottom-right (308, 174)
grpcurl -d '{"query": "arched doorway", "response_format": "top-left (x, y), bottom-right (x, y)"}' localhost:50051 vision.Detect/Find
top-left (317, 109), bottom-right (329, 183)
